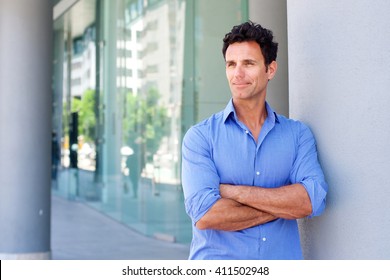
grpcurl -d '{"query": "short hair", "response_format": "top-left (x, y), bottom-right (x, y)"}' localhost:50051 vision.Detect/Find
top-left (222, 21), bottom-right (278, 67)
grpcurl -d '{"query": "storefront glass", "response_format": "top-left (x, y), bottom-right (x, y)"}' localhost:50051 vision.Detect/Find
top-left (52, 0), bottom-right (247, 244)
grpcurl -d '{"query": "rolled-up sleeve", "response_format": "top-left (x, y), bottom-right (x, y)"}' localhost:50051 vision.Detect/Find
top-left (182, 126), bottom-right (221, 224)
top-left (290, 123), bottom-right (328, 217)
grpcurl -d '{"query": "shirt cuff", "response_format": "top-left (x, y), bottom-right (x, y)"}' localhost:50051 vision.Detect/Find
top-left (184, 187), bottom-right (221, 225)
top-left (300, 178), bottom-right (328, 218)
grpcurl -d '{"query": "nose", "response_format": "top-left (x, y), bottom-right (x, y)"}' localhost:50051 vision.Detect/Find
top-left (234, 65), bottom-right (244, 78)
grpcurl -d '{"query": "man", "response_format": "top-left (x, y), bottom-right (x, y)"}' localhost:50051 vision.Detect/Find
top-left (181, 21), bottom-right (328, 259)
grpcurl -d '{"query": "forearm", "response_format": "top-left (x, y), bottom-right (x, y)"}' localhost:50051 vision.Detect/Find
top-left (195, 198), bottom-right (277, 231)
top-left (220, 183), bottom-right (312, 219)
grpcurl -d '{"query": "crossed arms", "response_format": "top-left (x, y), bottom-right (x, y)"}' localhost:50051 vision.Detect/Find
top-left (182, 121), bottom-right (327, 233)
top-left (195, 183), bottom-right (312, 231)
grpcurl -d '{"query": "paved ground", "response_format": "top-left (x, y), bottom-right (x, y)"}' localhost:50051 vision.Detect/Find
top-left (51, 195), bottom-right (190, 260)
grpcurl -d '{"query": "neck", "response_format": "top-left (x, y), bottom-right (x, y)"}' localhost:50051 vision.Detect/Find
top-left (233, 98), bottom-right (267, 142)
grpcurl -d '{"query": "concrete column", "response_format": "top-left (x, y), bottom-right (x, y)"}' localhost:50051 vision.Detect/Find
top-left (288, 0), bottom-right (390, 259)
top-left (0, 0), bottom-right (52, 259)
top-left (249, 0), bottom-right (289, 116)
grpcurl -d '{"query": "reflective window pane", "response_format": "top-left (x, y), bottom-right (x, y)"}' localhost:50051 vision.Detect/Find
top-left (52, 0), bottom-right (248, 244)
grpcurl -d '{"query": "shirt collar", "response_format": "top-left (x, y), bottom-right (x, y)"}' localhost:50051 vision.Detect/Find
top-left (223, 98), bottom-right (280, 124)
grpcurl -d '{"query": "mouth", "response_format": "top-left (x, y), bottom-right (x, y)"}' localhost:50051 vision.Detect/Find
top-left (232, 82), bottom-right (250, 88)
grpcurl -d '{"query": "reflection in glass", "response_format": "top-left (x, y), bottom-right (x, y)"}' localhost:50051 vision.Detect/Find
top-left (52, 0), bottom-right (247, 244)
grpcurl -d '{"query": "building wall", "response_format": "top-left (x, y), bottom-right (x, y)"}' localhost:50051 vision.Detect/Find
top-left (288, 0), bottom-right (390, 259)
top-left (249, 0), bottom-right (289, 117)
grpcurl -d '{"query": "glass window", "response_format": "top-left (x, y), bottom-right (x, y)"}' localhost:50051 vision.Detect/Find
top-left (52, 0), bottom-right (248, 244)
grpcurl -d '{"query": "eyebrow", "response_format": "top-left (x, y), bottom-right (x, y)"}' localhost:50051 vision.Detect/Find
top-left (225, 60), bottom-right (235, 65)
top-left (242, 59), bottom-right (257, 64)
top-left (225, 59), bottom-right (257, 65)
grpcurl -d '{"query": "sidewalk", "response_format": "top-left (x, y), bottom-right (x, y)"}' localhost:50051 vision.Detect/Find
top-left (51, 195), bottom-right (190, 260)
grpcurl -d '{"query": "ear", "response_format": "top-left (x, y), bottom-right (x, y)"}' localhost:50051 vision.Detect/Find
top-left (267, 61), bottom-right (277, 80)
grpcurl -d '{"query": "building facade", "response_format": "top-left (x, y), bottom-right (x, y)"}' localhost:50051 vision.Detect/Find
top-left (1, 0), bottom-right (389, 259)
top-left (51, 0), bottom-right (251, 245)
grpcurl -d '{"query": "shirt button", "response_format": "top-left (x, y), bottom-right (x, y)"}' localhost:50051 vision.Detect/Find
top-left (262, 237), bottom-right (267, 242)
top-left (245, 130), bottom-right (249, 134)
top-left (256, 171), bottom-right (260, 175)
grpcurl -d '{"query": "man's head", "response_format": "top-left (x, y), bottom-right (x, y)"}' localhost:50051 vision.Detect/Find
top-left (222, 21), bottom-right (278, 70)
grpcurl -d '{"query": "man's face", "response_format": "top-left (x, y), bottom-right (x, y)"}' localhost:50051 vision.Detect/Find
top-left (225, 41), bottom-right (276, 102)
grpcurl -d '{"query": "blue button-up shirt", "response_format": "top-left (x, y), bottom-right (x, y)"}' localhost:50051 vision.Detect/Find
top-left (181, 99), bottom-right (328, 259)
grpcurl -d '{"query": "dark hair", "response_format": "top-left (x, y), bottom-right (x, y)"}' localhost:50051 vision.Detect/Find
top-left (222, 21), bottom-right (278, 67)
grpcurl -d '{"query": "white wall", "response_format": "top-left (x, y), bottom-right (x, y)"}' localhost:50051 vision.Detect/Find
top-left (288, 0), bottom-right (390, 259)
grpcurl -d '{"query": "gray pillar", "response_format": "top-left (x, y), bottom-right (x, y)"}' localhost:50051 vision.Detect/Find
top-left (288, 0), bottom-right (390, 259)
top-left (249, 0), bottom-right (289, 116)
top-left (0, 0), bottom-right (52, 259)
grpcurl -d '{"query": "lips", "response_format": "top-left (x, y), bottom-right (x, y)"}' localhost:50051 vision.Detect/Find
top-left (232, 82), bottom-right (250, 87)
